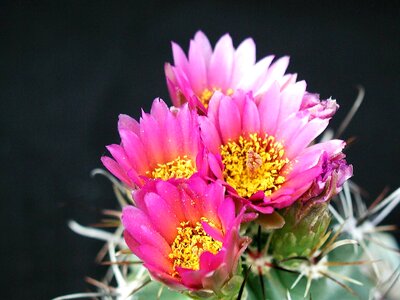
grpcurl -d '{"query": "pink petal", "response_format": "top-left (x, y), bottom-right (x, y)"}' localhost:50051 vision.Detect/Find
top-left (242, 97), bottom-right (260, 135)
top-left (180, 187), bottom-right (202, 223)
top-left (144, 192), bottom-right (180, 244)
top-left (263, 56), bottom-right (290, 87)
top-left (122, 206), bottom-right (171, 255)
top-left (118, 114), bottom-right (140, 134)
top-left (193, 31), bottom-right (212, 63)
top-left (238, 55), bottom-right (274, 91)
top-left (172, 42), bottom-right (189, 71)
top-left (119, 129), bottom-right (148, 173)
top-left (188, 39), bottom-right (208, 94)
top-left (199, 116), bottom-right (222, 154)
top-left (276, 80), bottom-right (306, 125)
top-left (106, 144), bottom-right (132, 171)
top-left (150, 98), bottom-right (169, 124)
top-left (155, 180), bottom-right (186, 221)
top-left (274, 113), bottom-right (308, 147)
top-left (135, 244), bottom-right (174, 274)
top-left (208, 34), bottom-right (234, 90)
top-left (202, 221), bottom-right (223, 242)
top-left (139, 113), bottom-right (165, 165)
top-left (231, 38), bottom-right (256, 86)
top-left (202, 181), bottom-right (225, 226)
top-left (258, 81), bottom-right (281, 135)
top-left (101, 156), bottom-right (132, 186)
top-left (286, 118), bottom-right (329, 158)
top-left (123, 230), bottom-right (139, 249)
top-left (165, 63), bottom-right (178, 100)
top-left (218, 96), bottom-right (241, 144)
top-left (218, 197), bottom-right (235, 233)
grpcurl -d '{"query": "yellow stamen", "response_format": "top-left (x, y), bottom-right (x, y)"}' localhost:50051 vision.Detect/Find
top-left (220, 133), bottom-right (289, 198)
top-left (148, 155), bottom-right (196, 180)
top-left (200, 87), bottom-right (234, 108)
top-left (169, 218), bottom-right (222, 273)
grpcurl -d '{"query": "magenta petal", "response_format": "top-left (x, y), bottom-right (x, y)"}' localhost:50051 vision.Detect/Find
top-left (123, 230), bottom-right (139, 249)
top-left (150, 99), bottom-right (169, 124)
top-left (202, 181), bottom-right (224, 225)
top-left (155, 180), bottom-right (186, 221)
top-left (207, 91), bottom-right (223, 126)
top-left (199, 116), bottom-right (222, 154)
top-left (119, 129), bottom-right (148, 173)
top-left (164, 112), bottom-right (183, 159)
top-left (135, 244), bottom-right (173, 274)
top-left (139, 113), bottom-right (165, 165)
top-left (218, 96), bottom-right (241, 144)
top-left (106, 144), bottom-right (132, 171)
top-left (180, 188), bottom-right (202, 223)
top-left (101, 156), bottom-right (132, 186)
top-left (122, 206), bottom-right (171, 255)
top-left (199, 250), bottom-right (225, 272)
top-left (202, 221), bottom-right (224, 242)
top-left (144, 192), bottom-right (179, 244)
top-left (178, 268), bottom-right (204, 289)
top-left (207, 153), bottom-right (224, 179)
top-left (218, 197), bottom-right (235, 232)
top-left (242, 97), bottom-right (260, 135)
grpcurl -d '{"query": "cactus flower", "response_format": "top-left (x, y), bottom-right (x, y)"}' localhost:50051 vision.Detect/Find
top-left (199, 88), bottom-right (350, 213)
top-left (101, 99), bottom-right (204, 188)
top-left (165, 31), bottom-right (296, 112)
top-left (122, 176), bottom-right (251, 296)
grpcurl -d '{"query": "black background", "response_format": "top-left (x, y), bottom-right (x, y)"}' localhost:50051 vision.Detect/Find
top-left (2, 1), bottom-right (400, 299)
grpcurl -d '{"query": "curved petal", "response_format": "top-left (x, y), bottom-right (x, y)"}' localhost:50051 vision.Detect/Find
top-left (231, 38), bottom-right (256, 86)
top-left (218, 96), bottom-right (241, 143)
top-left (242, 97), bottom-right (260, 135)
top-left (208, 34), bottom-right (234, 89)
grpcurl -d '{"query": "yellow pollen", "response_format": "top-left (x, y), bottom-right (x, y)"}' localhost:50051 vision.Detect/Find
top-left (168, 218), bottom-right (222, 273)
top-left (148, 155), bottom-right (196, 180)
top-left (200, 87), bottom-right (234, 108)
top-left (220, 133), bottom-right (289, 198)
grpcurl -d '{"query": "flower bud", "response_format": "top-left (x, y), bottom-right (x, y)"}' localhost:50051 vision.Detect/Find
top-left (270, 201), bottom-right (331, 262)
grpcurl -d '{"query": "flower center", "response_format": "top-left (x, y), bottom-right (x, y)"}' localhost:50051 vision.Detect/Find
top-left (168, 219), bottom-right (222, 273)
top-left (200, 88), bottom-right (234, 108)
top-left (149, 155), bottom-right (196, 180)
top-left (220, 133), bottom-right (289, 198)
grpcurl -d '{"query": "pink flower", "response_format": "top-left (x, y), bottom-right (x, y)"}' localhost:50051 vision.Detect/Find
top-left (165, 31), bottom-right (296, 112)
top-left (122, 176), bottom-right (251, 295)
top-left (101, 99), bottom-right (205, 188)
top-left (199, 85), bottom-right (351, 213)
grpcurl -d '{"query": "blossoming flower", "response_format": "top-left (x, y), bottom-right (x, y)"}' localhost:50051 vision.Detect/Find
top-left (199, 85), bottom-right (351, 213)
top-left (101, 99), bottom-right (204, 188)
top-left (165, 31), bottom-right (296, 112)
top-left (121, 176), bottom-right (251, 296)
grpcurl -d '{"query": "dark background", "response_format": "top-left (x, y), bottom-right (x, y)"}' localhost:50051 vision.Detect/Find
top-left (2, 1), bottom-right (400, 299)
